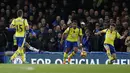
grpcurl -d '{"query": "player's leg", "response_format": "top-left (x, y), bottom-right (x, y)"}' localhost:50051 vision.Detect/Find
top-left (10, 37), bottom-right (21, 61)
top-left (104, 44), bottom-right (114, 64)
top-left (13, 35), bottom-right (17, 46)
top-left (24, 42), bottom-right (40, 52)
top-left (20, 37), bottom-right (26, 63)
top-left (11, 37), bottom-right (26, 63)
top-left (63, 41), bottom-right (71, 64)
top-left (10, 47), bottom-right (21, 61)
top-left (111, 46), bottom-right (117, 61)
top-left (68, 42), bottom-right (78, 63)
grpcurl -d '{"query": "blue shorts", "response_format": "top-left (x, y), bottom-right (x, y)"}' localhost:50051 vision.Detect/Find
top-left (64, 40), bottom-right (78, 51)
top-left (104, 44), bottom-right (116, 54)
top-left (15, 37), bottom-right (26, 47)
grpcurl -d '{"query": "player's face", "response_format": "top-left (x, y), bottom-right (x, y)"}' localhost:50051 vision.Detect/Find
top-left (110, 25), bottom-right (115, 31)
top-left (72, 22), bottom-right (77, 29)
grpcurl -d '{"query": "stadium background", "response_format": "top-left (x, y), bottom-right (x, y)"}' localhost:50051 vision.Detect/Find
top-left (0, 0), bottom-right (130, 64)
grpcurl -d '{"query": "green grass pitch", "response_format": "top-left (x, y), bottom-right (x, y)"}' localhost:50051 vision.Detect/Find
top-left (0, 64), bottom-right (130, 73)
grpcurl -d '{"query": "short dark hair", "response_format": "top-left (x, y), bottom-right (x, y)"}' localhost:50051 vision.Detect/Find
top-left (110, 23), bottom-right (116, 27)
top-left (17, 9), bottom-right (23, 17)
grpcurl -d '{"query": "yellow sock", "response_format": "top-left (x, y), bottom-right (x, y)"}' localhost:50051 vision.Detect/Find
top-left (68, 51), bottom-right (75, 58)
top-left (106, 50), bottom-right (114, 60)
top-left (13, 36), bottom-right (17, 45)
top-left (10, 48), bottom-right (20, 60)
top-left (63, 52), bottom-right (68, 62)
top-left (21, 49), bottom-right (25, 62)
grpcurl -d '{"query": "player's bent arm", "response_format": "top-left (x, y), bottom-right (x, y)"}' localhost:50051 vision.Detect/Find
top-left (79, 28), bottom-right (83, 44)
top-left (125, 37), bottom-right (130, 46)
top-left (60, 27), bottom-right (70, 44)
top-left (120, 35), bottom-right (125, 39)
top-left (79, 35), bottom-right (83, 44)
top-left (10, 19), bottom-right (15, 28)
top-left (24, 19), bottom-right (29, 30)
top-left (60, 33), bottom-right (66, 44)
top-left (79, 35), bottom-right (83, 50)
top-left (26, 26), bottom-right (29, 31)
top-left (24, 19), bottom-right (29, 34)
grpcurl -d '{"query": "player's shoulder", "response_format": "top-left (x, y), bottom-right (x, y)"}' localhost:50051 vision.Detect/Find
top-left (12, 18), bottom-right (16, 21)
top-left (76, 27), bottom-right (81, 30)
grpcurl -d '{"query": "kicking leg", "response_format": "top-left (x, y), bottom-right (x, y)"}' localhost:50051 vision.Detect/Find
top-left (68, 42), bottom-right (78, 63)
top-left (10, 47), bottom-right (21, 61)
top-left (25, 42), bottom-right (40, 52)
top-left (63, 48), bottom-right (70, 64)
top-left (104, 44), bottom-right (114, 64)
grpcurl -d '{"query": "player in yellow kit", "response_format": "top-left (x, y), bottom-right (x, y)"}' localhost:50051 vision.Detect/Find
top-left (95, 23), bottom-right (125, 64)
top-left (61, 20), bottom-right (83, 64)
top-left (10, 10), bottom-right (29, 63)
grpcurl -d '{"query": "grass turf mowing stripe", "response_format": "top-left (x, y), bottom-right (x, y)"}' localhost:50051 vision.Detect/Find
top-left (0, 64), bottom-right (130, 73)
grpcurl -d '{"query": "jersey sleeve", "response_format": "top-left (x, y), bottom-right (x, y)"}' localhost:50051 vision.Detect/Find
top-left (116, 32), bottom-right (121, 39)
top-left (11, 19), bottom-right (15, 26)
top-left (63, 27), bottom-right (70, 34)
top-left (79, 28), bottom-right (83, 36)
top-left (24, 19), bottom-right (29, 27)
top-left (101, 29), bottom-right (107, 33)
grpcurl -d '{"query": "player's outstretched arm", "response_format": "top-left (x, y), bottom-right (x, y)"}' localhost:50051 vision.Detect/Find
top-left (94, 31), bottom-right (102, 35)
top-left (125, 36), bottom-right (130, 46)
top-left (94, 29), bottom-right (107, 35)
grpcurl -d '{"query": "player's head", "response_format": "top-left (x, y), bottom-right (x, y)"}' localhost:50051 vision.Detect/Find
top-left (110, 23), bottom-right (116, 31)
top-left (17, 9), bottom-right (23, 17)
top-left (71, 20), bottom-right (77, 29)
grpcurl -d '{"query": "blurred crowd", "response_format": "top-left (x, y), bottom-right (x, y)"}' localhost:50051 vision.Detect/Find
top-left (0, 0), bottom-right (130, 52)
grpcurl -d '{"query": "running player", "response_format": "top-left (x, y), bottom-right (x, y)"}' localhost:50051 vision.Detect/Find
top-left (95, 23), bottom-right (125, 64)
top-left (61, 20), bottom-right (83, 64)
top-left (10, 10), bottom-right (29, 63)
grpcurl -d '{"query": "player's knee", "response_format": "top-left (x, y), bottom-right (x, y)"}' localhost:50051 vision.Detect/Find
top-left (74, 47), bottom-right (78, 52)
top-left (65, 48), bottom-right (70, 53)
top-left (112, 53), bottom-right (117, 60)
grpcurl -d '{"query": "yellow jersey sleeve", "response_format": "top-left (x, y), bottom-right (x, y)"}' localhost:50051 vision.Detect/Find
top-left (24, 19), bottom-right (29, 27)
top-left (116, 32), bottom-right (121, 39)
top-left (11, 19), bottom-right (15, 25)
top-left (101, 29), bottom-right (107, 33)
top-left (11, 19), bottom-right (15, 26)
top-left (64, 27), bottom-right (70, 34)
top-left (79, 28), bottom-right (83, 36)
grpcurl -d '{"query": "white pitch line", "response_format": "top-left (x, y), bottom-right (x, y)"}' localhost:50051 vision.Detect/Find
top-left (26, 67), bottom-right (34, 70)
top-left (19, 66), bottom-right (35, 71)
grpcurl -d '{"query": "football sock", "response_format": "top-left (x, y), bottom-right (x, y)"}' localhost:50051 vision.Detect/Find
top-left (21, 49), bottom-right (25, 62)
top-left (10, 48), bottom-right (21, 60)
top-left (13, 37), bottom-right (17, 45)
top-left (29, 46), bottom-right (39, 52)
top-left (63, 52), bottom-right (68, 62)
top-left (106, 50), bottom-right (114, 60)
top-left (68, 51), bottom-right (75, 58)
